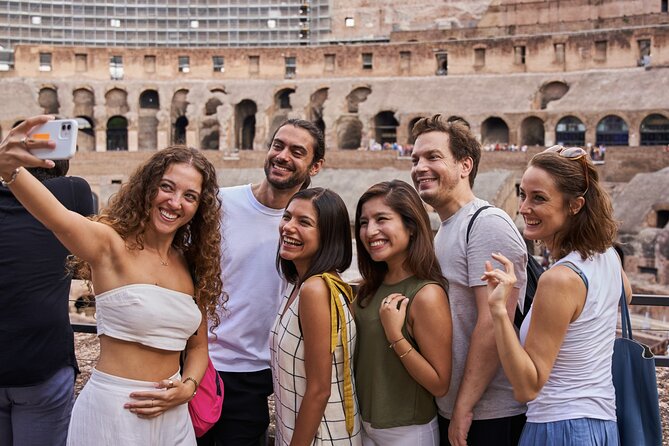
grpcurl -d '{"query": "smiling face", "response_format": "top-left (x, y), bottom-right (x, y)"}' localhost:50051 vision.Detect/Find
top-left (519, 165), bottom-right (573, 250)
top-left (358, 196), bottom-right (411, 268)
top-left (278, 198), bottom-right (320, 276)
top-left (264, 125), bottom-right (322, 191)
top-left (149, 162), bottom-right (203, 235)
top-left (410, 131), bottom-right (466, 215)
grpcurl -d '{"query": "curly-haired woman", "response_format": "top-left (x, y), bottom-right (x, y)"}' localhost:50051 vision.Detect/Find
top-left (0, 116), bottom-right (223, 445)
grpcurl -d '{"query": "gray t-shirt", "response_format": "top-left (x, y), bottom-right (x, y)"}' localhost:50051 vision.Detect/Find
top-left (435, 198), bottom-right (528, 420)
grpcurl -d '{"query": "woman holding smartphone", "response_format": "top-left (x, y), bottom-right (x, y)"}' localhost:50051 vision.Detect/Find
top-left (271, 187), bottom-right (362, 445)
top-left (0, 115), bottom-right (223, 445)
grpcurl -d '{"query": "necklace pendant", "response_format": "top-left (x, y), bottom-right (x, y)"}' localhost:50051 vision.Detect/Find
top-left (160, 260), bottom-right (168, 266)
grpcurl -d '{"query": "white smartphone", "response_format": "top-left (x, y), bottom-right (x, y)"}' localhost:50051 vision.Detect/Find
top-left (28, 119), bottom-right (78, 160)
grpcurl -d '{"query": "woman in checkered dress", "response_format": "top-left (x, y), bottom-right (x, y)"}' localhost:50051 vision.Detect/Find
top-left (270, 188), bottom-right (362, 445)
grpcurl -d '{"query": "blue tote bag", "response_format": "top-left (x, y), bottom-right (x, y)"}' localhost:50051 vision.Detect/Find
top-left (611, 290), bottom-right (663, 446)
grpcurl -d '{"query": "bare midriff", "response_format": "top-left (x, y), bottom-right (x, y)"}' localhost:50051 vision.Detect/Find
top-left (96, 335), bottom-right (181, 381)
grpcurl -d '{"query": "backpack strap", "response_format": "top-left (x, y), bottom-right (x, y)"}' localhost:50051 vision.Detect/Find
top-left (466, 205), bottom-right (493, 244)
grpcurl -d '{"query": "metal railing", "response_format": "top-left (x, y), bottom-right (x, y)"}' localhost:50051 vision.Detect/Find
top-left (71, 293), bottom-right (669, 366)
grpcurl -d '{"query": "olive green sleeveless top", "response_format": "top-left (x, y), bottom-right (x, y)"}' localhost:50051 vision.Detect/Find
top-left (354, 276), bottom-right (438, 429)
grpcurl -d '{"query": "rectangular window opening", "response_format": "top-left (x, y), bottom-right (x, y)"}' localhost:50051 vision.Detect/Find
top-left (474, 48), bottom-right (486, 67)
top-left (435, 52), bottom-right (448, 75)
top-left (144, 55), bottom-right (156, 73)
top-left (178, 55), bottom-right (190, 73)
top-left (39, 52), bottom-right (52, 72)
top-left (324, 54), bottom-right (335, 73)
top-left (285, 56), bottom-right (296, 79)
top-left (110, 55), bottom-right (123, 80)
top-left (249, 55), bottom-right (260, 75)
top-left (594, 40), bottom-right (607, 62)
top-left (362, 53), bottom-right (373, 70)
top-left (213, 56), bottom-right (225, 73)
top-left (554, 43), bottom-right (565, 64)
top-left (514, 45), bottom-right (526, 65)
top-left (75, 53), bottom-right (87, 72)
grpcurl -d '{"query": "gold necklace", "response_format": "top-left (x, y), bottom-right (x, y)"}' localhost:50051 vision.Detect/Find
top-left (148, 247), bottom-right (170, 267)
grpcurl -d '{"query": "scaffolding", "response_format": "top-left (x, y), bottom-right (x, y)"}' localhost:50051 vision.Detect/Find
top-left (0, 0), bottom-right (332, 48)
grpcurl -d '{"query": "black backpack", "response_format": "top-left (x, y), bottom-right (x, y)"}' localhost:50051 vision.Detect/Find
top-left (466, 205), bottom-right (544, 328)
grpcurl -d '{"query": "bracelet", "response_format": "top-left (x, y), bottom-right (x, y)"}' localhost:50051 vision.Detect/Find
top-left (182, 377), bottom-right (199, 397)
top-left (388, 336), bottom-right (405, 349)
top-left (398, 346), bottom-right (414, 358)
top-left (0, 167), bottom-right (20, 187)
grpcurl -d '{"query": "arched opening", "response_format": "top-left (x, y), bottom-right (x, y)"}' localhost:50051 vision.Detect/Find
top-left (174, 116), bottom-right (188, 145)
top-left (235, 99), bottom-right (257, 150)
top-left (337, 116), bottom-right (363, 150)
top-left (555, 116), bottom-right (586, 146)
top-left (72, 88), bottom-right (94, 118)
top-left (481, 117), bottom-right (510, 145)
top-left (139, 90), bottom-right (160, 109)
top-left (106, 116), bottom-right (128, 151)
top-left (308, 88), bottom-right (328, 135)
top-left (374, 111), bottom-right (399, 144)
top-left (346, 87), bottom-right (371, 113)
top-left (170, 89), bottom-right (189, 145)
top-left (640, 114), bottom-right (669, 145)
top-left (407, 117), bottom-right (423, 144)
top-left (447, 116), bottom-right (470, 128)
top-left (537, 81), bottom-right (569, 110)
top-left (75, 116), bottom-right (95, 152)
top-left (105, 88), bottom-right (129, 114)
top-left (205, 98), bottom-right (222, 116)
top-left (520, 116), bottom-right (545, 146)
top-left (139, 89), bottom-right (160, 151)
top-left (657, 210), bottom-right (669, 229)
top-left (38, 87), bottom-right (60, 115)
top-left (596, 115), bottom-right (629, 146)
top-left (275, 88), bottom-right (295, 111)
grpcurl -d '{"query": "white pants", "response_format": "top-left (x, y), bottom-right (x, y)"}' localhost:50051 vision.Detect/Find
top-left (361, 417), bottom-right (439, 446)
top-left (67, 368), bottom-right (195, 446)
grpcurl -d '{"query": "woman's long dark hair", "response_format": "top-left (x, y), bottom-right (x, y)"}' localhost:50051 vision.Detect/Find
top-left (355, 180), bottom-right (448, 307)
top-left (277, 188), bottom-right (352, 284)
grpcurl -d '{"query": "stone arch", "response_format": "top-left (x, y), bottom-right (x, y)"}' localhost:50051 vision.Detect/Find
top-left (107, 116), bottom-right (128, 151)
top-left (235, 99), bottom-right (257, 150)
top-left (105, 88), bottom-right (129, 114)
top-left (75, 116), bottom-right (95, 152)
top-left (536, 81), bottom-right (569, 110)
top-left (640, 113), bottom-right (669, 146)
top-left (38, 87), bottom-right (60, 115)
top-left (307, 87), bottom-right (328, 134)
top-left (138, 89), bottom-right (160, 151)
top-left (596, 115), bottom-right (629, 146)
top-left (336, 115), bottom-right (363, 150)
top-left (346, 86), bottom-right (371, 113)
top-left (520, 116), bottom-right (545, 146)
top-left (205, 98), bottom-right (222, 116)
top-left (374, 111), bottom-right (399, 144)
top-left (481, 116), bottom-right (509, 145)
top-left (448, 116), bottom-right (470, 128)
top-left (275, 88), bottom-right (295, 111)
top-left (139, 90), bottom-right (160, 109)
top-left (72, 88), bottom-right (94, 118)
top-left (407, 117), bottom-right (423, 144)
top-left (555, 115), bottom-right (586, 146)
top-left (170, 89), bottom-right (189, 145)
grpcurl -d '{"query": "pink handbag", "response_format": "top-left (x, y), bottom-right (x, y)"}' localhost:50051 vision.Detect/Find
top-left (188, 358), bottom-right (224, 437)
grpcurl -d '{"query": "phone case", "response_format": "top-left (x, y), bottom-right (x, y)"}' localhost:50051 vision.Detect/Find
top-left (28, 119), bottom-right (78, 160)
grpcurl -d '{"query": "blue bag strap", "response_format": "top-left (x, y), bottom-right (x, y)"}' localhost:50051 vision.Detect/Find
top-left (619, 277), bottom-right (632, 340)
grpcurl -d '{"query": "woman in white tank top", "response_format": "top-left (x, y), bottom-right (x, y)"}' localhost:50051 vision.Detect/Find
top-left (481, 145), bottom-right (632, 446)
top-left (0, 115), bottom-right (224, 445)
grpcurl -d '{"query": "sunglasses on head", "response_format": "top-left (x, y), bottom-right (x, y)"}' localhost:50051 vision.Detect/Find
top-left (543, 145), bottom-right (589, 195)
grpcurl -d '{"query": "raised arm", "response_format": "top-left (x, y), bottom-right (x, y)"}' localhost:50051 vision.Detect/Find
top-left (483, 253), bottom-right (585, 403)
top-left (1, 116), bottom-right (116, 265)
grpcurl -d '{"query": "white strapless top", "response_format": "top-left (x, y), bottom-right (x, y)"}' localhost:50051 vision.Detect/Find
top-left (95, 284), bottom-right (201, 351)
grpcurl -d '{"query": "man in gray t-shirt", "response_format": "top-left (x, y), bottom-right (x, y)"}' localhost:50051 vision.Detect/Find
top-left (410, 115), bottom-right (527, 446)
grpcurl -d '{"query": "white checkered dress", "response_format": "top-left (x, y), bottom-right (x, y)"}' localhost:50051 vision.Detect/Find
top-left (270, 289), bottom-right (362, 445)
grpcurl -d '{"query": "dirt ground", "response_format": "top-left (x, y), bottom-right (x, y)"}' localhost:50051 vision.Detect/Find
top-left (75, 333), bottom-right (668, 444)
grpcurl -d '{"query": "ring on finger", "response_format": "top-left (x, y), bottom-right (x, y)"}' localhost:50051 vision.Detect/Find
top-left (20, 136), bottom-right (29, 149)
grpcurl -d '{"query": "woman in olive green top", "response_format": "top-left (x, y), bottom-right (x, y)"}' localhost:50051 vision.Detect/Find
top-left (354, 180), bottom-right (453, 445)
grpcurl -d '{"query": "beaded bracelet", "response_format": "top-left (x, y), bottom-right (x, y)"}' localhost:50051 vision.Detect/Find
top-left (183, 376), bottom-right (199, 397)
top-left (0, 167), bottom-right (20, 187)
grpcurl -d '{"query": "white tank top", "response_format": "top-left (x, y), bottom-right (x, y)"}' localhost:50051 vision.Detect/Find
top-left (520, 247), bottom-right (621, 423)
top-left (96, 284), bottom-right (202, 351)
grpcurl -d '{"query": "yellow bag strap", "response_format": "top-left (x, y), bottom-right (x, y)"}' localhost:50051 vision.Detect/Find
top-left (318, 272), bottom-right (355, 435)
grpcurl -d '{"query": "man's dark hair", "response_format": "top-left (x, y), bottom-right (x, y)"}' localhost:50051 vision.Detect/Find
top-left (412, 114), bottom-right (481, 187)
top-left (27, 160), bottom-right (70, 182)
